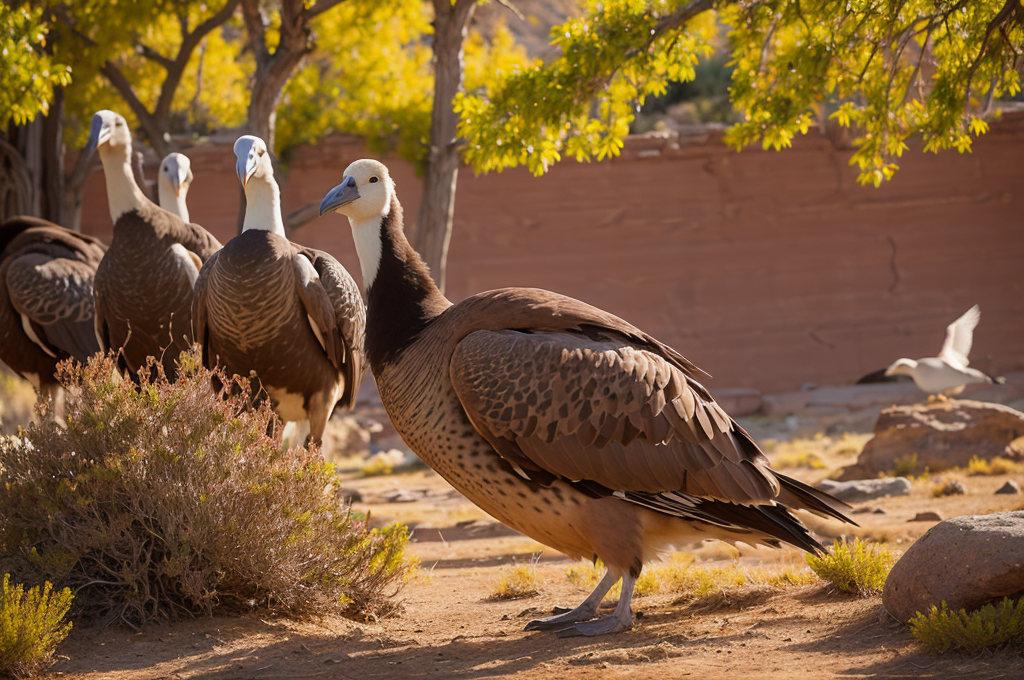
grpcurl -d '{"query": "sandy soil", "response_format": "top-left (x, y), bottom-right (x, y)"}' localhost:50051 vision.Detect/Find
top-left (49, 444), bottom-right (1024, 680)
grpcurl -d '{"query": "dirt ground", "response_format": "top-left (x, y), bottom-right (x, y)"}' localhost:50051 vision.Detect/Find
top-left (48, 419), bottom-right (1024, 680)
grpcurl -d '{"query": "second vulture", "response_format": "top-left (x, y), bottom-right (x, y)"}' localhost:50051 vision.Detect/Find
top-left (192, 136), bottom-right (365, 444)
top-left (319, 160), bottom-right (854, 637)
top-left (87, 110), bottom-right (222, 380)
top-left (157, 152), bottom-right (193, 222)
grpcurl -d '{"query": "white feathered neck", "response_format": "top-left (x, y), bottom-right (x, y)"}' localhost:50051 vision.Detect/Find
top-left (159, 182), bottom-right (189, 223)
top-left (98, 144), bottom-right (149, 223)
top-left (242, 176), bottom-right (286, 236)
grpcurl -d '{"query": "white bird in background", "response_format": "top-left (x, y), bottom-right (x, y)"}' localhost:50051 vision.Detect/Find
top-left (885, 305), bottom-right (1005, 394)
top-left (157, 153), bottom-right (193, 223)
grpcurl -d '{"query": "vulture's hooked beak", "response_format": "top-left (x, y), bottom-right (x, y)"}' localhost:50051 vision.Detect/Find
top-left (319, 176), bottom-right (359, 215)
top-left (237, 153), bottom-right (258, 189)
top-left (84, 114), bottom-right (112, 159)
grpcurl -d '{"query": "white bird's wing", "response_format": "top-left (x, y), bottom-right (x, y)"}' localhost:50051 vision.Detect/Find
top-left (938, 304), bottom-right (980, 368)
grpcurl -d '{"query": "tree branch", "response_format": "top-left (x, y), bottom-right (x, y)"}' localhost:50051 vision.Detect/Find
top-left (651, 0), bottom-right (718, 42)
top-left (240, 0), bottom-right (270, 62)
top-left (493, 0), bottom-right (525, 23)
top-left (100, 62), bottom-right (154, 132)
top-left (305, 0), bottom-right (350, 21)
top-left (138, 43), bottom-right (175, 70)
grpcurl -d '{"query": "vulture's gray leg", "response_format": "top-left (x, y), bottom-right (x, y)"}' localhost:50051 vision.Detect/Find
top-left (524, 567), bottom-right (621, 632)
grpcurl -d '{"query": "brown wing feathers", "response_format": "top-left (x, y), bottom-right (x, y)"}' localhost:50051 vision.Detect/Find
top-left (449, 295), bottom-right (854, 546)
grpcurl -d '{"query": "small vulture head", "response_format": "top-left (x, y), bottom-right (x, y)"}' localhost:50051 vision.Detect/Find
top-left (318, 159), bottom-right (392, 222)
top-left (159, 153), bottom-right (193, 197)
top-left (884, 358), bottom-right (917, 378)
top-left (234, 135), bottom-right (273, 189)
top-left (85, 110), bottom-right (131, 157)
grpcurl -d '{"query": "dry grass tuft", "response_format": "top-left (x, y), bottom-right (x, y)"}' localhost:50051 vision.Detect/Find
top-left (966, 456), bottom-right (1021, 476)
top-left (0, 368), bottom-right (36, 433)
top-left (910, 597), bottom-right (1024, 653)
top-left (806, 538), bottom-right (896, 596)
top-left (566, 555), bottom-right (817, 602)
top-left (0, 574), bottom-right (72, 679)
top-left (890, 453), bottom-right (920, 478)
top-left (0, 351), bottom-right (413, 629)
top-left (490, 563), bottom-right (541, 600)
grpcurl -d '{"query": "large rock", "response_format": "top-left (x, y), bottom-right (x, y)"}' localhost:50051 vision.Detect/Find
top-left (838, 400), bottom-right (1024, 480)
top-left (815, 477), bottom-right (912, 502)
top-left (883, 512), bottom-right (1024, 622)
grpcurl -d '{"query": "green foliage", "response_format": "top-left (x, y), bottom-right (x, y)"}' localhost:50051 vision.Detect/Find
top-left (458, 0), bottom-right (717, 175)
top-left (806, 537), bottom-right (896, 595)
top-left (910, 597), bottom-right (1024, 653)
top-left (460, 0), bottom-right (1023, 184)
top-left (52, 0), bottom-right (246, 148)
top-left (0, 351), bottom-right (412, 628)
top-left (724, 0), bottom-right (1023, 186)
top-left (0, 574), bottom-right (72, 680)
top-left (276, 0), bottom-right (433, 163)
top-left (0, 4), bottom-right (71, 127)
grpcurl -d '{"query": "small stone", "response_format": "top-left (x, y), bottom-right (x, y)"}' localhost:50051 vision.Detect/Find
top-left (932, 479), bottom-right (967, 497)
top-left (816, 477), bottom-right (912, 502)
top-left (909, 511), bottom-right (942, 522)
top-left (873, 508), bottom-right (887, 514)
top-left (335, 487), bottom-right (362, 503)
top-left (995, 480), bottom-right (1020, 495)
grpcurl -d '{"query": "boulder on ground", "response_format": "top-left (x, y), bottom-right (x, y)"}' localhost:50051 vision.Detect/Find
top-left (838, 400), bottom-right (1024, 480)
top-left (995, 480), bottom-right (1021, 495)
top-left (882, 511), bottom-right (1024, 622)
top-left (908, 511), bottom-right (942, 522)
top-left (816, 477), bottom-right (912, 502)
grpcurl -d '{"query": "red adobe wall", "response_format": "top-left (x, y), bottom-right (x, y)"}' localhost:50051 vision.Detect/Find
top-left (79, 113), bottom-right (1024, 394)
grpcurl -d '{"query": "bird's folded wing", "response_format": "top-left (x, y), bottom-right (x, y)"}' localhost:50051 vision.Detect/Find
top-left (6, 255), bottom-right (100, 361)
top-left (449, 329), bottom-right (780, 504)
top-left (303, 249), bottom-right (366, 409)
top-left (166, 213), bottom-right (222, 261)
top-left (939, 304), bottom-right (980, 368)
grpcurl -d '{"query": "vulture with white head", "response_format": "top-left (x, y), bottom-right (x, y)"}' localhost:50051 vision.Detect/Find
top-left (157, 152), bottom-right (193, 222)
top-left (192, 136), bottom-right (365, 444)
top-left (87, 110), bottom-right (221, 380)
top-left (319, 159), bottom-right (854, 637)
top-left (0, 216), bottom-right (107, 410)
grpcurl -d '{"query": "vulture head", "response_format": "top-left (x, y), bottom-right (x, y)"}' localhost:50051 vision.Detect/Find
top-left (319, 159), bottom-right (393, 222)
top-left (159, 153), bottom-right (193, 198)
top-left (234, 135), bottom-right (273, 189)
top-left (86, 110), bottom-right (132, 158)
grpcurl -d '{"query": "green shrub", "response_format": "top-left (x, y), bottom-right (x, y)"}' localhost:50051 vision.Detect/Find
top-left (0, 574), bottom-right (72, 679)
top-left (0, 351), bottom-right (413, 628)
top-left (805, 538), bottom-right (896, 595)
top-left (909, 598), bottom-right (1024, 653)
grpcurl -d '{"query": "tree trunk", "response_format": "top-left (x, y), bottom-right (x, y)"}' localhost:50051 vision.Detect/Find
top-left (415, 0), bottom-right (475, 294)
top-left (40, 86), bottom-right (67, 225)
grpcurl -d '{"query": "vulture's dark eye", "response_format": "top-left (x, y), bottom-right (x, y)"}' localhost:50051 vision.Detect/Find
top-left (257, 148), bottom-right (265, 156)
top-left (369, 176), bottom-right (379, 183)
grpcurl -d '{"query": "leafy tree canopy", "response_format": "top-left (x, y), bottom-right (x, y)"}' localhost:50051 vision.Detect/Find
top-left (0, 4), bottom-right (71, 128)
top-left (458, 0), bottom-right (1024, 185)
